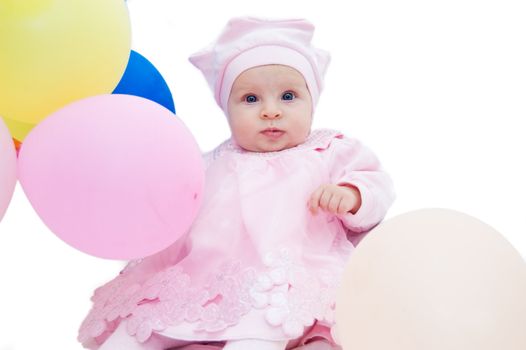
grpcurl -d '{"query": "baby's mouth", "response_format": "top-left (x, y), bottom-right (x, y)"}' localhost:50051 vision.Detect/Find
top-left (261, 128), bottom-right (285, 139)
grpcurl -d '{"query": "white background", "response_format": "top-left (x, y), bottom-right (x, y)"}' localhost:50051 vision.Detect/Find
top-left (1, 0), bottom-right (525, 348)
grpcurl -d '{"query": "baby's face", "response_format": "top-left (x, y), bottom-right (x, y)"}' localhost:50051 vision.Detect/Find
top-left (227, 65), bottom-right (312, 152)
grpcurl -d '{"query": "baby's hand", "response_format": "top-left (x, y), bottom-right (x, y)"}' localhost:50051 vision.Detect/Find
top-left (309, 184), bottom-right (361, 215)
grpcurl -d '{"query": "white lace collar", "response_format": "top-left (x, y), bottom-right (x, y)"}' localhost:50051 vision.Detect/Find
top-left (213, 129), bottom-right (342, 159)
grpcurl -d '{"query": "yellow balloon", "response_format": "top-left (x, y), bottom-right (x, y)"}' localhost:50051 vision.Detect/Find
top-left (1, 116), bottom-right (35, 142)
top-left (0, 0), bottom-right (131, 140)
top-left (336, 209), bottom-right (526, 350)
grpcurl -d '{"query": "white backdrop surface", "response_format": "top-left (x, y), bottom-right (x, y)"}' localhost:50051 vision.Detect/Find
top-left (0, 0), bottom-right (524, 348)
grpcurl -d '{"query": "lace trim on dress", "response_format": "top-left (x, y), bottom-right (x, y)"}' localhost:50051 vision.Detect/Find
top-left (78, 249), bottom-right (340, 345)
top-left (255, 248), bottom-right (340, 337)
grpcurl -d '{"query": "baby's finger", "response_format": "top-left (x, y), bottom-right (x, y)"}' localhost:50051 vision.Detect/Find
top-left (309, 186), bottom-right (324, 214)
top-left (319, 188), bottom-right (333, 212)
top-left (328, 193), bottom-right (342, 214)
top-left (337, 198), bottom-right (353, 215)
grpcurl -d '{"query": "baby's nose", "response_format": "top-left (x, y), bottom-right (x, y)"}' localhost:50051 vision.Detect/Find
top-left (261, 104), bottom-right (282, 119)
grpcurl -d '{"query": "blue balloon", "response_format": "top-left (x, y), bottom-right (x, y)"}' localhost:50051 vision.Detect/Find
top-left (113, 50), bottom-right (175, 113)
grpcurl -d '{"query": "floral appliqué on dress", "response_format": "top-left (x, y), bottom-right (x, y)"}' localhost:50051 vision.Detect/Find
top-left (78, 249), bottom-right (340, 345)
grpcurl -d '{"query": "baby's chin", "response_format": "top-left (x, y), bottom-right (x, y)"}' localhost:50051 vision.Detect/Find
top-left (241, 138), bottom-right (307, 153)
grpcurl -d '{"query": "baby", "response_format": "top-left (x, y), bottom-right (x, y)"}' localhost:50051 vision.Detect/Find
top-left (78, 17), bottom-right (395, 350)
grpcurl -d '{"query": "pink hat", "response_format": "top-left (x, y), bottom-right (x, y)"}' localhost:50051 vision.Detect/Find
top-left (189, 17), bottom-right (331, 113)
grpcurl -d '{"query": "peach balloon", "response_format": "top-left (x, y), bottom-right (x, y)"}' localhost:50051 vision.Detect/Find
top-left (336, 208), bottom-right (526, 350)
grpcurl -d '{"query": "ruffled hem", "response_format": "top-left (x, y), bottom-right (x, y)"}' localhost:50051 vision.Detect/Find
top-left (78, 249), bottom-right (342, 347)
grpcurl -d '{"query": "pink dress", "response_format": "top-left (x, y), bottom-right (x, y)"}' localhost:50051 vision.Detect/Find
top-left (78, 129), bottom-right (395, 348)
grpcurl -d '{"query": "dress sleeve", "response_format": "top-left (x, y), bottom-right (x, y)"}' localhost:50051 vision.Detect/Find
top-left (322, 134), bottom-right (395, 235)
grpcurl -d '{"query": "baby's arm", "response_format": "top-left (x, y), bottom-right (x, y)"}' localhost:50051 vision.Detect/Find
top-left (312, 134), bottom-right (395, 234)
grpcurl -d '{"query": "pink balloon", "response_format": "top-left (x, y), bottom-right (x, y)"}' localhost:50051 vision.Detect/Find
top-left (18, 95), bottom-right (205, 259)
top-left (0, 118), bottom-right (17, 223)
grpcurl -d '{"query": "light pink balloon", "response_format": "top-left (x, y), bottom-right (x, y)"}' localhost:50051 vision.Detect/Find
top-left (18, 94), bottom-right (205, 259)
top-left (0, 118), bottom-right (17, 223)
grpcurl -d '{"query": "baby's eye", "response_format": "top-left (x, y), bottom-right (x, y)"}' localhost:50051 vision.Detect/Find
top-left (282, 92), bottom-right (296, 101)
top-left (244, 95), bottom-right (258, 103)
